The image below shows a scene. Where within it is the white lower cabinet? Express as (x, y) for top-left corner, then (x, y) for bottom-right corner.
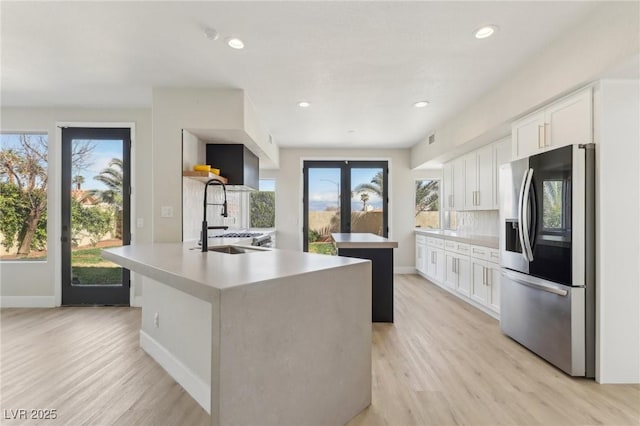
(426, 246), (444, 283)
(416, 243), (426, 275)
(415, 234), (501, 318)
(444, 252), (470, 297)
(470, 257), (500, 313)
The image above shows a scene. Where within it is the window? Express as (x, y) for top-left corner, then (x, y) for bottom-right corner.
(415, 179), (440, 229)
(249, 179), (275, 228)
(0, 133), (49, 261)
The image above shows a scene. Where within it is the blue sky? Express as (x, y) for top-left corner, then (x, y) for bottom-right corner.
(1, 134), (122, 192)
(72, 139), (122, 191)
(308, 167), (383, 212)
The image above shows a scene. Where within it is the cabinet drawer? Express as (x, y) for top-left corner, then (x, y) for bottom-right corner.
(489, 249), (500, 263)
(470, 245), (490, 261)
(445, 240), (470, 256)
(427, 237), (444, 248)
(416, 234), (427, 245)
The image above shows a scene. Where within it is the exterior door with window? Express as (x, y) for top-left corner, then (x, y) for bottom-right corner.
(61, 127), (131, 305)
(303, 161), (388, 253)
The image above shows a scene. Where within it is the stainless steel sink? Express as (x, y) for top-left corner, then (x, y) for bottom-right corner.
(207, 245), (264, 255)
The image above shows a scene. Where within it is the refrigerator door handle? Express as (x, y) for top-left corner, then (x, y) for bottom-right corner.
(501, 270), (568, 296)
(517, 169), (530, 262)
(521, 168), (535, 262)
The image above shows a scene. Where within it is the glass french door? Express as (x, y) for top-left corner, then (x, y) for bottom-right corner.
(303, 161), (388, 253)
(61, 127), (131, 305)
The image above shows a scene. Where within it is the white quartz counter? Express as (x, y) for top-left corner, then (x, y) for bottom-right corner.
(103, 242), (368, 301)
(331, 233), (399, 249)
(414, 228), (499, 249)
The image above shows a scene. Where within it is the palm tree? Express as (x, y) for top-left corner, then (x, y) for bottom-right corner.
(92, 157), (124, 239)
(92, 158), (123, 207)
(360, 192), (370, 211)
(72, 174), (85, 190)
(415, 180), (439, 216)
(354, 171), (383, 197)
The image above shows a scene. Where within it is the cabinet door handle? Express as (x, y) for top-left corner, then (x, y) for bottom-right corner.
(482, 267), (487, 286)
(544, 123), (550, 147)
(538, 125), (544, 149)
(476, 191), (480, 206)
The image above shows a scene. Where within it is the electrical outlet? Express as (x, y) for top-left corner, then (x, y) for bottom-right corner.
(160, 206), (173, 218)
(154, 312), (160, 328)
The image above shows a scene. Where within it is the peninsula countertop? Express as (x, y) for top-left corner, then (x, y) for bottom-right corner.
(102, 242), (369, 301)
(414, 228), (499, 249)
(331, 233), (399, 249)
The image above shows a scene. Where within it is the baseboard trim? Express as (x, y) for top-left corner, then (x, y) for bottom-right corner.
(394, 266), (417, 274)
(415, 272), (500, 320)
(0, 296), (55, 308)
(132, 296), (143, 307)
(139, 330), (210, 413)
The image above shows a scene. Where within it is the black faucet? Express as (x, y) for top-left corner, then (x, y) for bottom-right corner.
(202, 179), (228, 252)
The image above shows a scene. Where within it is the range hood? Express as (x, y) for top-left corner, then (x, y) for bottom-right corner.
(206, 144), (259, 191)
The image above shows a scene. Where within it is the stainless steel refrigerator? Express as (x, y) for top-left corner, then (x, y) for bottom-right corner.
(499, 143), (595, 377)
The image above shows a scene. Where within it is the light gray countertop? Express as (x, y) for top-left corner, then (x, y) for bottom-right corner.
(102, 242), (369, 301)
(414, 228), (499, 249)
(331, 233), (399, 249)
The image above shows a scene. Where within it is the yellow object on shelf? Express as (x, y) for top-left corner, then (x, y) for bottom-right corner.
(193, 164), (211, 172)
(210, 168), (220, 176)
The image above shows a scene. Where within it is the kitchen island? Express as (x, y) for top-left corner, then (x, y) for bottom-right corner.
(103, 243), (371, 426)
(332, 233), (398, 323)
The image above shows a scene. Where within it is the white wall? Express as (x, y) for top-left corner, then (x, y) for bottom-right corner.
(271, 147), (441, 271)
(411, 1), (640, 167)
(595, 79), (640, 383)
(152, 88), (277, 242)
(0, 108), (152, 305)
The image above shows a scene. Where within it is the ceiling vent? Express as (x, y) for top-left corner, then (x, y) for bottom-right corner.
(428, 134), (436, 145)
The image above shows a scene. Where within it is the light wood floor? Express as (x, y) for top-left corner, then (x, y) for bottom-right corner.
(2, 275), (639, 425)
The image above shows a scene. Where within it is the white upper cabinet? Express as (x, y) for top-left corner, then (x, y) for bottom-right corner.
(511, 87), (593, 160)
(492, 138), (511, 210)
(463, 144), (495, 211)
(452, 157), (465, 211)
(443, 158), (465, 211)
(443, 162), (453, 212)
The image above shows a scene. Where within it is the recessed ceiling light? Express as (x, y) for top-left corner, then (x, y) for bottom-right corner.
(414, 101), (429, 108)
(297, 101), (311, 108)
(474, 25), (498, 39)
(227, 38), (245, 49)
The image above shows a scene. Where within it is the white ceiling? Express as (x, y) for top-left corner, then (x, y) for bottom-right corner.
(1, 1), (599, 149)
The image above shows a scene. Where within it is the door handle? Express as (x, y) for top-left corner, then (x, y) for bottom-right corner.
(544, 123), (550, 147)
(517, 169), (531, 263)
(521, 169), (535, 262)
(538, 125), (544, 149)
(502, 269), (568, 296)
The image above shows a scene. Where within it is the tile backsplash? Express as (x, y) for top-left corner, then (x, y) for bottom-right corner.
(449, 210), (499, 236)
(183, 178), (246, 241)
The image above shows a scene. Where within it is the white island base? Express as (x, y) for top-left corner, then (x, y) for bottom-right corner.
(104, 243), (372, 426)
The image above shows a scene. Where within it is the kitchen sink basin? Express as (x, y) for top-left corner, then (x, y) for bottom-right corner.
(207, 245), (264, 255)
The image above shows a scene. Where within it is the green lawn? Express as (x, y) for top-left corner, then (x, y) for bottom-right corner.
(72, 266), (121, 285)
(72, 246), (121, 285)
(308, 242), (337, 256)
